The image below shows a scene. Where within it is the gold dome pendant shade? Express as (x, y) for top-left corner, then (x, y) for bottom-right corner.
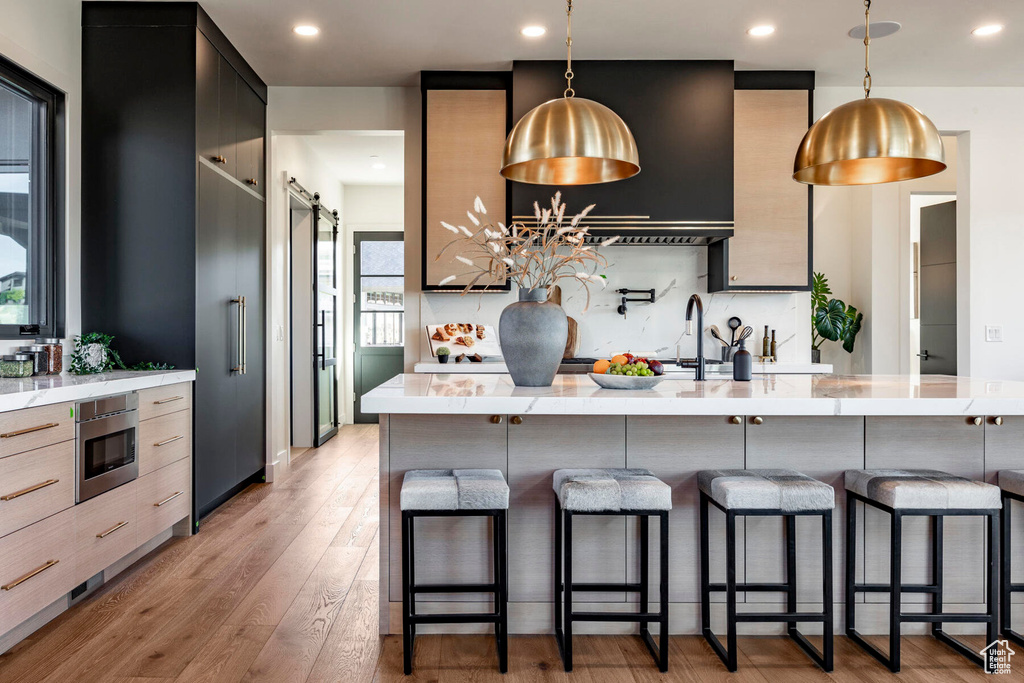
(793, 0), (945, 186)
(500, 0), (639, 185)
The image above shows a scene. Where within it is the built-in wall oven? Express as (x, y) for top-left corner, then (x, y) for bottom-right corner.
(76, 392), (139, 503)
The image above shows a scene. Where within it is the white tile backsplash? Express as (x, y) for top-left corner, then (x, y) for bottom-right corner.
(421, 246), (810, 362)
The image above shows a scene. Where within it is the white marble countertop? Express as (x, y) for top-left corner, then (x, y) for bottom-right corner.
(362, 373), (1024, 416)
(413, 361), (833, 376)
(0, 370), (196, 412)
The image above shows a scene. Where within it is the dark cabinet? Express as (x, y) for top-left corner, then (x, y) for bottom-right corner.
(82, 2), (268, 525)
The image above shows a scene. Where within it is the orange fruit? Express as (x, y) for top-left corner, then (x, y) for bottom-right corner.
(611, 354), (629, 366)
(593, 359), (612, 374)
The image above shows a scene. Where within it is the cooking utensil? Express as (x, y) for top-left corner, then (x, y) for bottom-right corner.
(735, 326), (753, 345)
(728, 316), (742, 346)
(709, 325), (730, 347)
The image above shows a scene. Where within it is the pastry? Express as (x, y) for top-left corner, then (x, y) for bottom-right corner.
(455, 353), (466, 362)
(476, 325), (485, 340)
(458, 335), (475, 347)
(431, 326), (450, 341)
(469, 353), (483, 362)
(458, 323), (472, 333)
(444, 323), (458, 336)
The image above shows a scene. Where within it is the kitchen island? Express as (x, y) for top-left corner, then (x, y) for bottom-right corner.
(363, 373), (1024, 637)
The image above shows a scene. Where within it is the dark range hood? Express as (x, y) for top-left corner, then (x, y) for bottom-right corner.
(511, 60), (736, 246)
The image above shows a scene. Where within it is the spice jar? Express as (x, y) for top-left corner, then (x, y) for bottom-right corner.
(36, 338), (63, 374)
(19, 345), (48, 375)
(1, 354), (35, 378)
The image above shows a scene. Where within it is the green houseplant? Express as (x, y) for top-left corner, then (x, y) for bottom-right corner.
(811, 272), (864, 363)
(436, 346), (451, 364)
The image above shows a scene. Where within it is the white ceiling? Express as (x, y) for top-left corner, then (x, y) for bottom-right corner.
(182, 0), (1024, 87)
(295, 131), (404, 185)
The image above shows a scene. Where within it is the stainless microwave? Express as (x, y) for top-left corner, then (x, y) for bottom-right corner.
(76, 392), (139, 503)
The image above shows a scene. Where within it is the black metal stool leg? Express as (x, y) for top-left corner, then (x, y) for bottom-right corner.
(845, 495), (856, 636)
(563, 510), (574, 672)
(725, 509), (738, 672)
(785, 514), (797, 635)
(932, 515), (943, 636)
(987, 511), (1000, 673)
(497, 510), (508, 673)
(889, 511), (903, 673)
(639, 514), (649, 635)
(402, 511), (413, 675)
(822, 510), (834, 672)
(700, 493), (711, 637)
(659, 511), (670, 672)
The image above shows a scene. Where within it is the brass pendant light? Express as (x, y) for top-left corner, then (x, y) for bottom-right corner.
(500, 0), (639, 185)
(793, 0), (945, 185)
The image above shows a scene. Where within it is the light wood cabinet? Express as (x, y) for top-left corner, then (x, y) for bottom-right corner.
(139, 409), (192, 476)
(0, 402), (73, 459)
(387, 414), (508, 602)
(626, 416), (746, 603)
(74, 480), (138, 586)
(0, 506), (74, 635)
(864, 416), (987, 605)
(508, 415), (626, 603)
(136, 457), (191, 544)
(139, 383), (192, 422)
(708, 74), (813, 292)
(0, 441), (75, 539)
(744, 416), (864, 605)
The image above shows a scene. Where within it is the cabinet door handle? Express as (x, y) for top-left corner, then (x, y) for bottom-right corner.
(1, 559), (59, 591)
(242, 296), (248, 375)
(232, 296), (245, 374)
(511, 416), (523, 425)
(0, 422), (59, 439)
(992, 416), (1004, 426)
(1, 479), (59, 501)
(97, 520), (129, 539)
(212, 155), (227, 164)
(729, 416), (742, 425)
(155, 491), (184, 507)
(246, 178), (258, 186)
(751, 416), (764, 425)
(153, 396), (183, 405)
(970, 416), (983, 426)
(490, 415), (503, 424)
(154, 435), (184, 447)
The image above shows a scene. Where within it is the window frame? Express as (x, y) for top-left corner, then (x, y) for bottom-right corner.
(0, 55), (64, 340)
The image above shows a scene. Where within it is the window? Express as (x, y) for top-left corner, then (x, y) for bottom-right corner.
(359, 239), (404, 347)
(0, 56), (63, 339)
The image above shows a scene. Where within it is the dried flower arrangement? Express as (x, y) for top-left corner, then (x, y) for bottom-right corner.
(435, 193), (617, 310)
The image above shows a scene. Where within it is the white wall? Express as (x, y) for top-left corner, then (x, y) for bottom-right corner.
(267, 88), (419, 468)
(814, 87), (1024, 380)
(0, 0), (81, 355)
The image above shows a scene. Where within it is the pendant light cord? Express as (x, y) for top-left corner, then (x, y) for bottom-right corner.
(564, 0), (574, 97)
(863, 0), (872, 98)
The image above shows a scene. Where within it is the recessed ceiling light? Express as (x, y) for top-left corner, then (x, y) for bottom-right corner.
(521, 26), (546, 38)
(747, 25), (775, 37)
(972, 24), (1003, 37)
(293, 25), (319, 37)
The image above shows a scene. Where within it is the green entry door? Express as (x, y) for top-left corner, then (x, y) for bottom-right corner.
(353, 232), (404, 423)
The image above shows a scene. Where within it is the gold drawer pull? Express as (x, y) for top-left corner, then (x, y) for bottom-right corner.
(0, 423), (59, 439)
(153, 396), (184, 405)
(2, 559), (59, 591)
(97, 521), (129, 539)
(1, 479), (59, 501)
(155, 491), (184, 507)
(154, 435), (184, 447)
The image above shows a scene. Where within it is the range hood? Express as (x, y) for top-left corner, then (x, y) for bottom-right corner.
(512, 215), (734, 246)
(511, 60), (736, 247)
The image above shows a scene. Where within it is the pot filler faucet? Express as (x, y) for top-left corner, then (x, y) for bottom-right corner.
(684, 293), (705, 381)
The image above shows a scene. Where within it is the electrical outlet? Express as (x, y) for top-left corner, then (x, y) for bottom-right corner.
(986, 325), (1003, 342)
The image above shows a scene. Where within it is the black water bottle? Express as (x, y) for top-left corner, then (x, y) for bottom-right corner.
(733, 338), (752, 381)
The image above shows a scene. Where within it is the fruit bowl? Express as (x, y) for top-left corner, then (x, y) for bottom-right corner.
(588, 372), (665, 390)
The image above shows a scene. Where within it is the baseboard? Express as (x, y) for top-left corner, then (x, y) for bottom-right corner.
(266, 451), (287, 482)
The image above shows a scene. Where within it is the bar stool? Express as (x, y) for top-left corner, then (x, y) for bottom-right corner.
(552, 468), (672, 672)
(400, 469), (509, 675)
(999, 470), (1024, 646)
(698, 469), (835, 672)
(845, 469), (1000, 673)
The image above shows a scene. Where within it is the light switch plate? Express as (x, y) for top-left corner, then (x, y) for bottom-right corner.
(275, 324), (284, 342)
(986, 325), (1003, 342)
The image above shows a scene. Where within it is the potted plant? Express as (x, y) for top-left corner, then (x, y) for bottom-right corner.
(436, 193), (615, 387)
(436, 346), (451, 364)
(811, 272), (864, 363)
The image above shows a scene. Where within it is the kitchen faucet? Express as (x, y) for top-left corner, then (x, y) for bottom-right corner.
(684, 294), (705, 381)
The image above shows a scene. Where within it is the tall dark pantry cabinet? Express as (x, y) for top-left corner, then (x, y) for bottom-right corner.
(81, 3), (267, 528)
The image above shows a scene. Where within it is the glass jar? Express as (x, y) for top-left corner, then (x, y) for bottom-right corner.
(1, 354), (35, 378)
(36, 338), (63, 374)
(19, 345), (48, 375)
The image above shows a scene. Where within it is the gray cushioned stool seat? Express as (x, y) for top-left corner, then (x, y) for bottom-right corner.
(999, 470), (1024, 498)
(698, 469), (835, 512)
(401, 469), (509, 511)
(845, 469), (1001, 510)
(552, 468), (672, 512)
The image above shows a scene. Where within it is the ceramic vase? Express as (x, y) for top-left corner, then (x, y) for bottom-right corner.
(499, 288), (568, 387)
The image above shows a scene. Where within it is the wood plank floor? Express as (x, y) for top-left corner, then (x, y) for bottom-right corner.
(0, 424), (1012, 682)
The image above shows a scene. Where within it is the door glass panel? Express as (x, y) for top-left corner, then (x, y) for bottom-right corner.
(318, 364), (334, 437)
(360, 275), (404, 347)
(316, 216), (335, 290)
(360, 240), (403, 276)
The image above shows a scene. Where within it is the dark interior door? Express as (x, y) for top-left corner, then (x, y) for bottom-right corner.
(195, 164), (238, 519)
(313, 205), (339, 445)
(919, 200), (957, 375)
(354, 232), (404, 423)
